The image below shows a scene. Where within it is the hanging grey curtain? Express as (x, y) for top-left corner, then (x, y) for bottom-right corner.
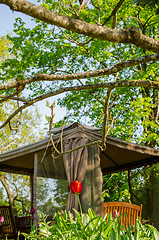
(63, 137), (88, 214)
(81, 144), (103, 216)
(63, 138), (103, 216)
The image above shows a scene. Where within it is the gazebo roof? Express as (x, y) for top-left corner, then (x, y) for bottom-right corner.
(0, 122), (159, 175)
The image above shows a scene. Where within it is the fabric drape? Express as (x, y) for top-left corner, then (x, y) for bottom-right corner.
(63, 138), (88, 213)
(81, 144), (103, 216)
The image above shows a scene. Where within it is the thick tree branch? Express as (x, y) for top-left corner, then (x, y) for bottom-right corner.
(1, 54), (159, 91)
(0, 79), (159, 129)
(0, 0), (159, 53)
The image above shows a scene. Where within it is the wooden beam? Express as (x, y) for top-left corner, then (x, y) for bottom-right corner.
(0, 163), (33, 175)
(101, 151), (119, 167)
(102, 156), (159, 175)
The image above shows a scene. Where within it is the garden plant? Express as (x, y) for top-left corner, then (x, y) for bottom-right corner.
(22, 209), (159, 240)
(22, 181), (159, 240)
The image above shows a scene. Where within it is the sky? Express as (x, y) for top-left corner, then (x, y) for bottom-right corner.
(0, 3), (66, 129)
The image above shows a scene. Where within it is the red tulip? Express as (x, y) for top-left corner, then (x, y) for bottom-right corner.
(70, 180), (82, 195)
(30, 208), (36, 214)
(113, 210), (120, 218)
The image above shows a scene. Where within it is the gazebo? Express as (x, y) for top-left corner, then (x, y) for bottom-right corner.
(0, 122), (159, 225)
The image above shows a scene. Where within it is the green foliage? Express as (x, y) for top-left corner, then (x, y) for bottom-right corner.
(135, 0), (159, 13)
(0, 36), (46, 216)
(0, 1), (159, 141)
(129, 165), (159, 229)
(0, 36), (44, 153)
(1, 0), (159, 231)
(0, 36), (11, 63)
(0, 103), (44, 153)
(102, 172), (130, 202)
(1, 1), (159, 148)
(22, 210), (159, 239)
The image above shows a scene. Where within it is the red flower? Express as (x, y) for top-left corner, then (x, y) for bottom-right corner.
(30, 208), (36, 214)
(70, 180), (82, 195)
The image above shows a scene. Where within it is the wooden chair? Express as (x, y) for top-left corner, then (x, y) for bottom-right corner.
(0, 206), (17, 239)
(102, 202), (142, 229)
(0, 206), (33, 239)
(15, 216), (32, 234)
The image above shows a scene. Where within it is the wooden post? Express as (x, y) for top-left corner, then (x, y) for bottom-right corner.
(128, 169), (134, 204)
(32, 152), (38, 228)
(30, 173), (33, 210)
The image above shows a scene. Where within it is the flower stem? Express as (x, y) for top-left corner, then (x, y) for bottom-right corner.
(77, 195), (82, 215)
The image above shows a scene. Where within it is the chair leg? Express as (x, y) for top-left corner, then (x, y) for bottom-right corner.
(0, 227), (5, 239)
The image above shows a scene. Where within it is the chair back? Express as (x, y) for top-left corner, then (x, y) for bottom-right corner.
(102, 202), (142, 227)
(15, 216), (32, 233)
(0, 205), (16, 239)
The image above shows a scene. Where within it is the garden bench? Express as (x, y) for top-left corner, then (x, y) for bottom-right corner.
(102, 202), (142, 229)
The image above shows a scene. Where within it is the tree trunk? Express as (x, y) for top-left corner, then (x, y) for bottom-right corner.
(150, 167), (159, 229)
(0, 173), (14, 210)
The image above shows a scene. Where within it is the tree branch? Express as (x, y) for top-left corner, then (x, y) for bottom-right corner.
(90, 0), (101, 25)
(0, 174), (14, 208)
(0, 85), (26, 103)
(68, 0), (79, 18)
(9, 110), (22, 130)
(128, 169), (134, 204)
(101, 74), (119, 146)
(102, 88), (113, 150)
(0, 79), (159, 129)
(0, 95), (28, 103)
(59, 26), (92, 46)
(102, 0), (125, 26)
(0, 141), (16, 153)
(1, 0), (159, 53)
(155, 91), (159, 126)
(49, 102), (61, 155)
(52, 140), (101, 158)
(1, 54), (159, 91)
